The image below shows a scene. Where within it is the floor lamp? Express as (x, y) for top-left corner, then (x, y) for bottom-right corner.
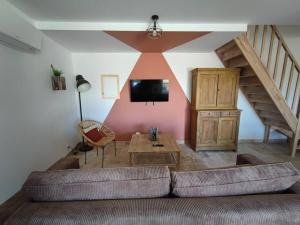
(76, 75), (93, 162)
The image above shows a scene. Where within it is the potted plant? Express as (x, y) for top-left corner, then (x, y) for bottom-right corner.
(51, 64), (66, 90)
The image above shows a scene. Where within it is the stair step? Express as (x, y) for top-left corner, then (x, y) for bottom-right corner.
(241, 66), (256, 77)
(264, 118), (288, 127)
(246, 92), (269, 98)
(227, 56), (249, 68)
(264, 119), (291, 136)
(267, 124), (293, 138)
(240, 76), (261, 86)
(259, 111), (284, 120)
(222, 47), (243, 61)
(240, 83), (262, 87)
(249, 95), (273, 104)
(244, 86), (266, 94)
(216, 40), (236, 54)
(241, 74), (257, 78)
(254, 103), (279, 113)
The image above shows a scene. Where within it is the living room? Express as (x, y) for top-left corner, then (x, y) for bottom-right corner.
(1, 0), (300, 224)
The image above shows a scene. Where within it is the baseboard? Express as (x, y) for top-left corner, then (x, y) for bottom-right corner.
(238, 139), (287, 144)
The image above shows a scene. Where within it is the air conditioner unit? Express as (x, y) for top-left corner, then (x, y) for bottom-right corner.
(0, 31), (41, 52)
(0, 1), (42, 52)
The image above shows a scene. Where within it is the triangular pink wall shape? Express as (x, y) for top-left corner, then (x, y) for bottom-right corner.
(105, 31), (210, 52)
(104, 53), (190, 141)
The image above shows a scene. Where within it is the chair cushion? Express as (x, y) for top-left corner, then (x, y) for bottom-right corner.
(85, 128), (105, 142)
(22, 166), (171, 201)
(171, 162), (300, 197)
(82, 124), (97, 133)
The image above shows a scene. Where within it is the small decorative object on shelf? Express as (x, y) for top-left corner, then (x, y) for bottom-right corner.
(149, 127), (158, 141)
(51, 64), (66, 90)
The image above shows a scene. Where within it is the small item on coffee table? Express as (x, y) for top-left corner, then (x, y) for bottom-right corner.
(153, 143), (164, 147)
(149, 127), (158, 141)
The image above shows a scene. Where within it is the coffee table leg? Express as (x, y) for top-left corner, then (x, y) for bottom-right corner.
(176, 152), (180, 170)
(129, 153), (133, 166)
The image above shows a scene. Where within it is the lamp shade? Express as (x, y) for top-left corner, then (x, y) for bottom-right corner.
(76, 75), (91, 92)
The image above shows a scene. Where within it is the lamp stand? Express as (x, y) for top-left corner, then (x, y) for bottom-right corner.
(77, 91), (93, 160)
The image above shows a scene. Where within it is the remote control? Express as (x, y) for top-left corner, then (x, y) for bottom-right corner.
(153, 144), (164, 147)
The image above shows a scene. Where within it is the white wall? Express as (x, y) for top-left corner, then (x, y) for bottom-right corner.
(163, 52), (223, 101)
(278, 26), (300, 64)
(72, 52), (282, 141)
(72, 53), (141, 122)
(0, 34), (79, 203)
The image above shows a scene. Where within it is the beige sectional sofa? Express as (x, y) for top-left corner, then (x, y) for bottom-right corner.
(1, 154), (300, 225)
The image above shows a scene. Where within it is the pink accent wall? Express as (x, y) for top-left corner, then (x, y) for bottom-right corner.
(105, 31), (209, 52)
(104, 53), (190, 141)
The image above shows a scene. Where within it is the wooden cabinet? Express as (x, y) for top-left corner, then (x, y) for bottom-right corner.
(191, 68), (240, 110)
(199, 117), (219, 145)
(190, 68), (241, 151)
(218, 117), (237, 145)
(196, 74), (218, 108)
(190, 110), (241, 151)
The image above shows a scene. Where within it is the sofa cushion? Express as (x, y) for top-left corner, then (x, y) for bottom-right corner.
(171, 162), (300, 197)
(4, 195), (300, 225)
(22, 166), (170, 201)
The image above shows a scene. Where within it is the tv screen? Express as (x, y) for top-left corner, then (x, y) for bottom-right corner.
(130, 79), (169, 102)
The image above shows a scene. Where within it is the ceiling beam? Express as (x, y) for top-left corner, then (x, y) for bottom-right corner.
(35, 21), (247, 32)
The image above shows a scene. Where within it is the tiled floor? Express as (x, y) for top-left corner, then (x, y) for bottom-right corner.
(73, 141), (300, 171)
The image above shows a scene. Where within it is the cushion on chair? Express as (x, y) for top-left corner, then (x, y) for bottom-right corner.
(85, 128), (106, 142)
(171, 162), (300, 197)
(22, 166), (171, 201)
(82, 124), (97, 133)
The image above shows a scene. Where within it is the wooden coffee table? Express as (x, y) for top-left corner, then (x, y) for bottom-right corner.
(128, 133), (181, 169)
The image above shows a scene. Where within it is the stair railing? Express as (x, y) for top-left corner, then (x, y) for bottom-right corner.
(247, 25), (300, 117)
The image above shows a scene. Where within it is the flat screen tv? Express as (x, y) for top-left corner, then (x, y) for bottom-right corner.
(130, 79), (169, 102)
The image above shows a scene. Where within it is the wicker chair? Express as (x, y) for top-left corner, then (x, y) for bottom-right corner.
(78, 120), (116, 167)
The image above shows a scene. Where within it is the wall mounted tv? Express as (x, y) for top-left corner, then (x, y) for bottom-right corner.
(130, 79), (169, 102)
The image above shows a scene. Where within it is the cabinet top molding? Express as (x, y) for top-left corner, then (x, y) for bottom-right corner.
(192, 68), (241, 72)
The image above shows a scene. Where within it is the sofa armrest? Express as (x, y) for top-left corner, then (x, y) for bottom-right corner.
(47, 156), (80, 171)
(236, 154), (266, 165)
(0, 156), (79, 224)
(288, 181), (300, 194)
(0, 191), (29, 225)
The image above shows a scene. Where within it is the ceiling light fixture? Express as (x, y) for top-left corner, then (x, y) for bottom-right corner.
(147, 15), (162, 39)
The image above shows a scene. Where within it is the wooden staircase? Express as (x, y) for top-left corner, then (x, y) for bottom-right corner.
(216, 25), (300, 157)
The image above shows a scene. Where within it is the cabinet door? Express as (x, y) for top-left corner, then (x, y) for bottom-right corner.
(217, 73), (237, 108)
(190, 110), (198, 149)
(199, 117), (218, 145)
(217, 117), (237, 145)
(198, 74), (218, 108)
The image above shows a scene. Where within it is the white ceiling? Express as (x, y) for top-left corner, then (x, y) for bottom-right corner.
(43, 30), (241, 53)
(7, 0), (300, 24)
(168, 32), (240, 53)
(43, 31), (138, 52)
(6, 0), (300, 53)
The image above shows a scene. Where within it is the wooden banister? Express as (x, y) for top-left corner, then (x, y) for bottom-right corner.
(247, 25), (300, 118)
(272, 26), (300, 72)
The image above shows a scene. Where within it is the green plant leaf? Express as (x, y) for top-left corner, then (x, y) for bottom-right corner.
(51, 64), (63, 77)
